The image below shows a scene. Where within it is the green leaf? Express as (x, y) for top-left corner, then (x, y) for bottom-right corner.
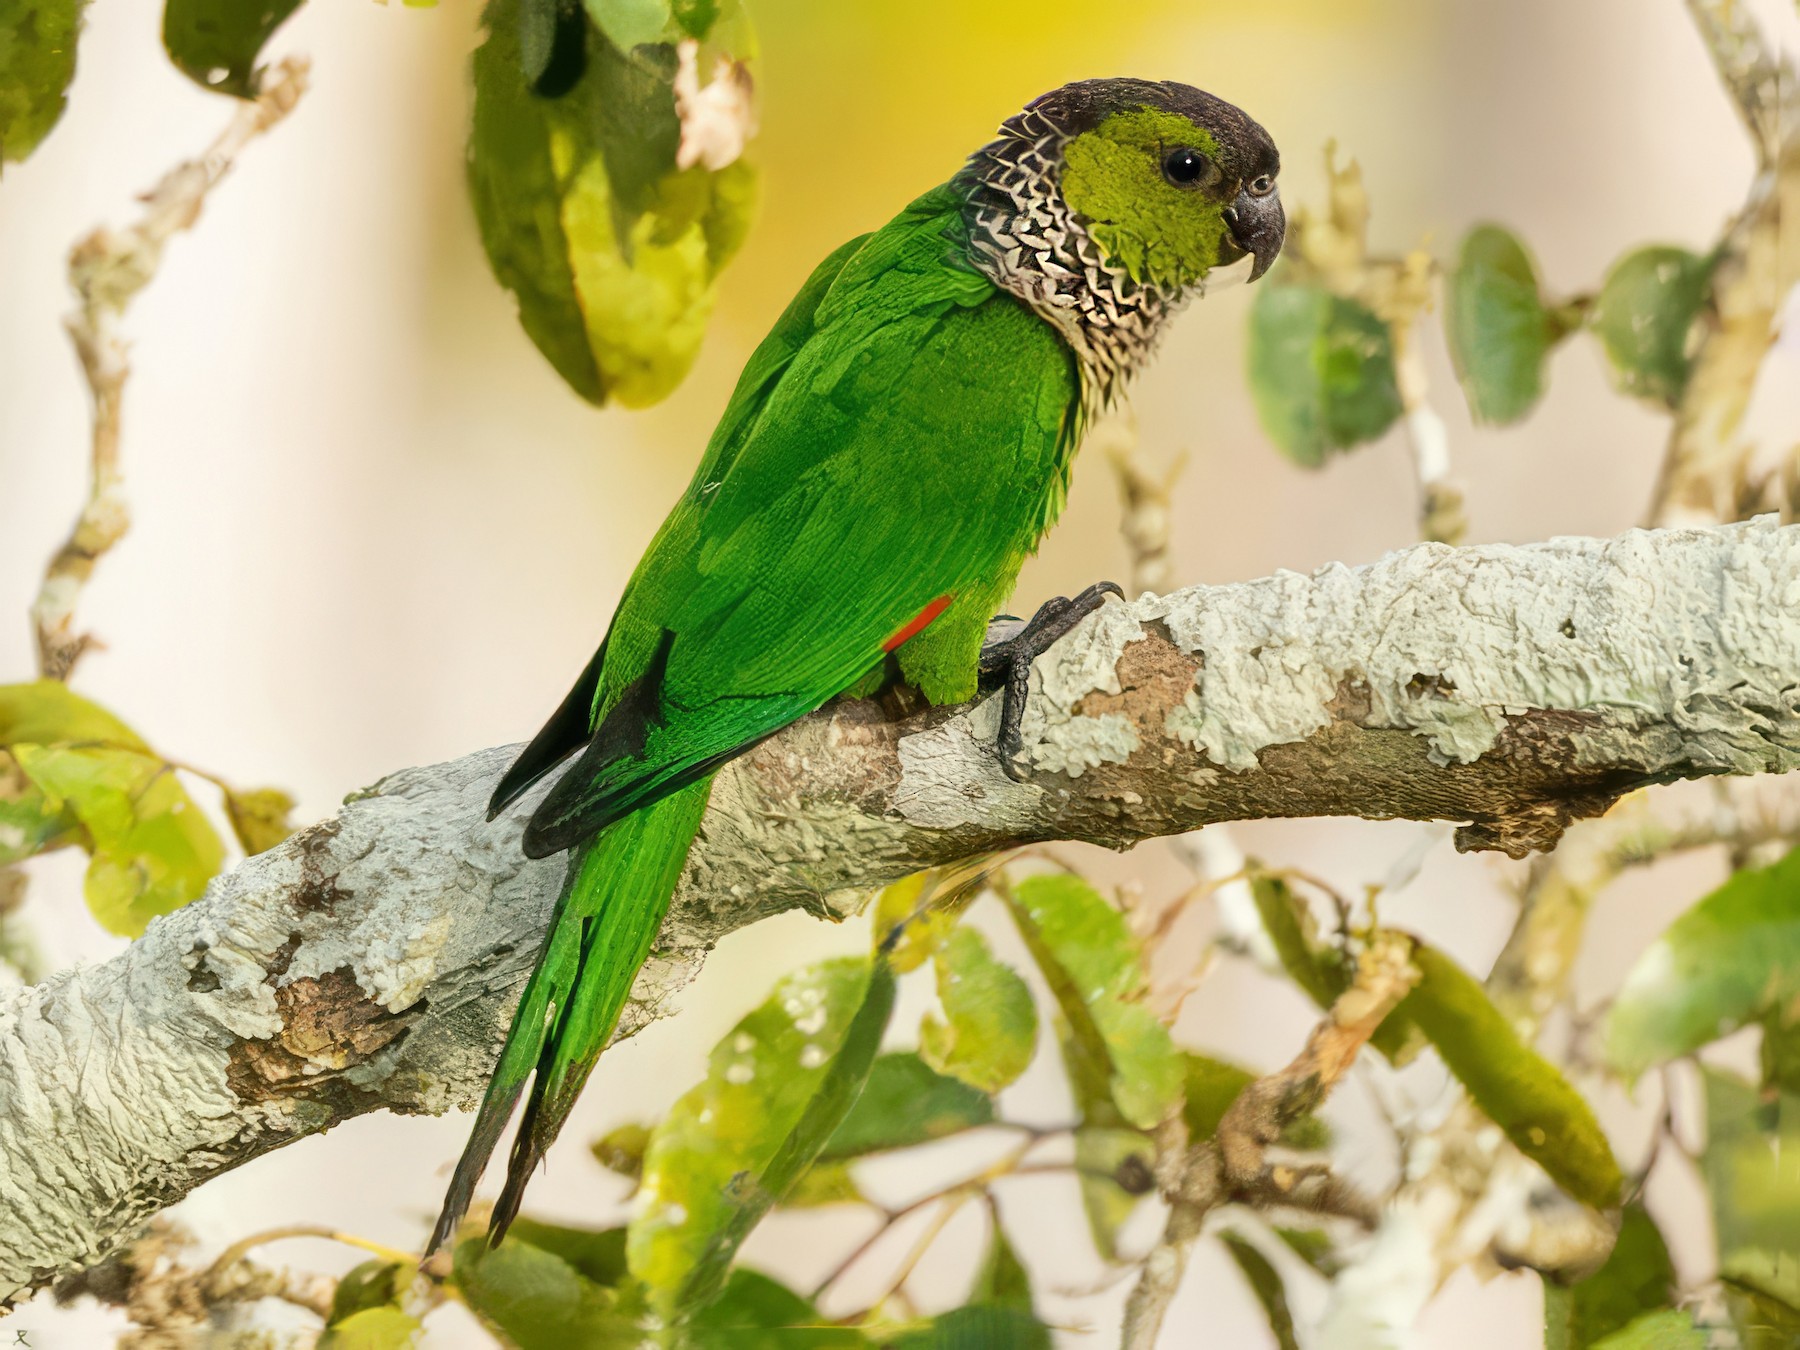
(583, 0), (672, 52)
(13, 743), (225, 936)
(969, 1223), (1034, 1312)
(326, 1260), (407, 1326)
(1607, 845), (1800, 1079)
(1445, 224), (1568, 424)
(1071, 1125), (1155, 1263)
(0, 682), (226, 933)
(590, 1121), (651, 1179)
(315, 1306), (422, 1350)
(0, 752), (74, 866)
(0, 0), (87, 164)
(1219, 1233), (1300, 1350)
(781, 1159), (864, 1208)
(629, 956), (892, 1318)
(1723, 1277), (1800, 1350)
(1543, 1205), (1676, 1350)
(1703, 1069), (1800, 1311)
(686, 1268), (871, 1347)
(452, 1235), (641, 1348)
(822, 1051), (994, 1158)
(919, 925), (1037, 1093)
(1589, 246), (1712, 408)
(0, 680), (147, 747)
(1396, 943), (1621, 1208)
(223, 785), (296, 856)
(1247, 281), (1403, 468)
(161, 0), (303, 98)
(1587, 1309), (1705, 1350)
(885, 1305), (1051, 1350)
(1762, 1016), (1800, 1096)
(468, 0), (756, 408)
(1007, 873), (1183, 1130)
(505, 1220), (630, 1288)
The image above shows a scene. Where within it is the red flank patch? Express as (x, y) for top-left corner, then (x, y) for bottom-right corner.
(882, 594), (955, 652)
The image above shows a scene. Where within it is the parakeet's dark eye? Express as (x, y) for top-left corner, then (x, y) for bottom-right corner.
(1247, 173), (1277, 198)
(1161, 148), (1214, 188)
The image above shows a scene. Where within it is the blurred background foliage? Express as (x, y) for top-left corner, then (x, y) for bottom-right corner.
(2, 0), (1799, 1346)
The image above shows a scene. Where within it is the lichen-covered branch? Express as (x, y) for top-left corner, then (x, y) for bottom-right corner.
(3, 520), (1799, 1300)
(30, 58), (310, 682)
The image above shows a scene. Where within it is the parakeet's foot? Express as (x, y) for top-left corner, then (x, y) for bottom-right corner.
(979, 581), (1125, 781)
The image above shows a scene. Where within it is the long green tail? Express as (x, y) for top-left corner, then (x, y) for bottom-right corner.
(428, 779), (712, 1254)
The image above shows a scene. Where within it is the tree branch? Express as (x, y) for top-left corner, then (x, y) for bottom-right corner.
(31, 57), (311, 681)
(4, 520), (1799, 1300)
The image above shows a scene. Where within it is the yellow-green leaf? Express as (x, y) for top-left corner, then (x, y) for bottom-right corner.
(1608, 846), (1800, 1079)
(1247, 281), (1403, 467)
(919, 925), (1037, 1093)
(1008, 873), (1183, 1130)
(451, 1235), (640, 1348)
(326, 1260), (407, 1326)
(468, 0), (757, 408)
(224, 785), (296, 856)
(590, 1121), (651, 1179)
(0, 0), (87, 164)
(1587, 1309), (1705, 1350)
(1703, 1069), (1800, 1312)
(315, 1305), (421, 1350)
(12, 743), (224, 937)
(1396, 943), (1621, 1207)
(161, 0), (303, 98)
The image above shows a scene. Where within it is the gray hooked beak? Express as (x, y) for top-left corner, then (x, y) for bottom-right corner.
(1224, 186), (1285, 282)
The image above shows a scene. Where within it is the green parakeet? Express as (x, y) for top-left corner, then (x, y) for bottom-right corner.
(430, 77), (1283, 1252)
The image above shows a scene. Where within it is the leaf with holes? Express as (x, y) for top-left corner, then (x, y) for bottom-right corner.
(1, 0), (88, 164)
(629, 956), (890, 1318)
(1608, 845), (1800, 1080)
(1247, 281), (1403, 467)
(162, 0), (303, 98)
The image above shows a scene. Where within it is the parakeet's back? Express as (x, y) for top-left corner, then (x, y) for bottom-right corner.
(515, 184), (1086, 850)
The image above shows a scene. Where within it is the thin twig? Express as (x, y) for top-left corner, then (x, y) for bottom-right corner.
(1120, 932), (1418, 1350)
(31, 57), (311, 681)
(1648, 3), (1798, 526)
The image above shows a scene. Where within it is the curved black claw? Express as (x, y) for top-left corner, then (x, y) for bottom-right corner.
(978, 581), (1125, 782)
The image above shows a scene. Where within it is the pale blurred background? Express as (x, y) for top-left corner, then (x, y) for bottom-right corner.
(3, 0), (1798, 1345)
